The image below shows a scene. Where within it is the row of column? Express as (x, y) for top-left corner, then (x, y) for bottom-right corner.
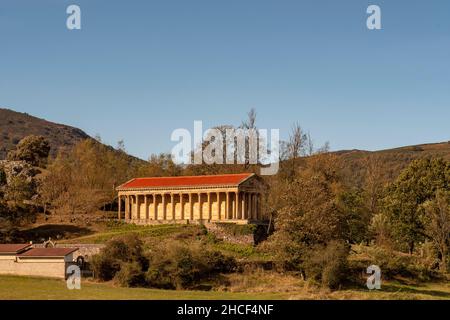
(118, 191), (262, 221)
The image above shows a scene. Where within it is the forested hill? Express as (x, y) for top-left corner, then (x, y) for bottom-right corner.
(0, 108), (90, 159)
(337, 141), (450, 187)
(1, 107), (449, 187)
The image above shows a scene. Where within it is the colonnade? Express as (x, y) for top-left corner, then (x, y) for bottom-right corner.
(118, 190), (262, 222)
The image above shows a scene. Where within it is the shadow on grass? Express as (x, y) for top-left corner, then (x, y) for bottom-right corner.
(12, 224), (93, 243)
(380, 283), (450, 299)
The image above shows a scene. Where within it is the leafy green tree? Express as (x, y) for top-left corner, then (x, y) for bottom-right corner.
(383, 158), (450, 253)
(422, 190), (450, 273)
(7, 135), (50, 166)
(265, 153), (349, 285)
(338, 189), (371, 244)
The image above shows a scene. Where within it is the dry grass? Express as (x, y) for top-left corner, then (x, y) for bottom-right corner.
(218, 269), (304, 293)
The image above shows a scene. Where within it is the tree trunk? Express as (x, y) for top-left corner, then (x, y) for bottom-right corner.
(408, 242), (415, 255)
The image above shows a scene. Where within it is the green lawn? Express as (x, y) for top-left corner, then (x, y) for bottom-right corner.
(0, 275), (289, 300)
(61, 223), (198, 244)
(0, 275), (449, 300)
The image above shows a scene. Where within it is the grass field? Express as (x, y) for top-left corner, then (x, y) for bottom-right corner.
(61, 223), (195, 244)
(0, 275), (449, 300)
(8, 222), (450, 300)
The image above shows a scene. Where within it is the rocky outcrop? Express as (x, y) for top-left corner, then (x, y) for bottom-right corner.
(0, 160), (39, 184)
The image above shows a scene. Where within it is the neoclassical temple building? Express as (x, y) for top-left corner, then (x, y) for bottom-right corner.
(116, 173), (268, 224)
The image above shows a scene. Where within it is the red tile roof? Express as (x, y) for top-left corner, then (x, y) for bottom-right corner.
(0, 244), (31, 254)
(17, 248), (78, 257)
(118, 173), (254, 190)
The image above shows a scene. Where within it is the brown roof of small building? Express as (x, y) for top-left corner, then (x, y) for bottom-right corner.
(117, 173), (254, 190)
(17, 247), (78, 257)
(0, 244), (32, 254)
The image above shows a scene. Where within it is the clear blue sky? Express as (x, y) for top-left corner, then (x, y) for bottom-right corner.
(1, 0), (449, 160)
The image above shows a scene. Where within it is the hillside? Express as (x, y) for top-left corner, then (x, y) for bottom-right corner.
(0, 108), (90, 159)
(1, 107), (449, 187)
(337, 141), (450, 187)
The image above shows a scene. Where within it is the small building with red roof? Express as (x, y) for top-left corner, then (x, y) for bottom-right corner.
(116, 173), (268, 224)
(0, 244), (78, 279)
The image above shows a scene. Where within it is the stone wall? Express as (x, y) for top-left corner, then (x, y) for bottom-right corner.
(33, 243), (105, 261)
(205, 222), (254, 245)
(204, 222), (272, 245)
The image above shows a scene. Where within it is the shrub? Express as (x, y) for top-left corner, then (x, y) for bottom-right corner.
(91, 254), (121, 281)
(203, 250), (237, 273)
(102, 234), (146, 265)
(91, 234), (148, 281)
(114, 261), (146, 287)
(304, 240), (349, 289)
(351, 244), (437, 281)
(146, 243), (236, 289)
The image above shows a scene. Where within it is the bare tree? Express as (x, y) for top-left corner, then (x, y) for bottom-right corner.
(364, 155), (384, 216)
(306, 132), (314, 156)
(285, 123), (307, 176)
(239, 108), (259, 169)
(287, 122), (307, 160)
(241, 108), (257, 130)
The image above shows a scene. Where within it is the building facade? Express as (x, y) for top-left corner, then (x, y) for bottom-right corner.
(116, 173), (268, 224)
(0, 244), (78, 279)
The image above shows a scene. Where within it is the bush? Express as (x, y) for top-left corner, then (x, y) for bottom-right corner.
(91, 254), (121, 281)
(203, 250), (237, 273)
(91, 234), (235, 289)
(304, 240), (349, 289)
(114, 261), (146, 287)
(351, 244), (438, 281)
(91, 234), (148, 281)
(102, 234), (146, 265)
(146, 243), (236, 289)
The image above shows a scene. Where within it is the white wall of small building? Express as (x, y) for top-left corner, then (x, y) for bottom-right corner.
(0, 254), (72, 279)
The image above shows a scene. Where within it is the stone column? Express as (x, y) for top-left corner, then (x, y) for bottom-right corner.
(207, 192), (212, 220)
(189, 193), (193, 220)
(247, 193), (252, 220)
(153, 194), (158, 220)
(233, 192), (238, 219)
(226, 192), (230, 219)
(135, 195), (140, 220)
(216, 192), (221, 220)
(170, 193), (175, 220)
(145, 195), (149, 220)
(180, 193), (184, 220)
(253, 193), (257, 220)
(162, 194), (166, 220)
(118, 195), (122, 220)
(241, 192), (245, 219)
(257, 193), (261, 220)
(125, 196), (130, 220)
(198, 193), (203, 220)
